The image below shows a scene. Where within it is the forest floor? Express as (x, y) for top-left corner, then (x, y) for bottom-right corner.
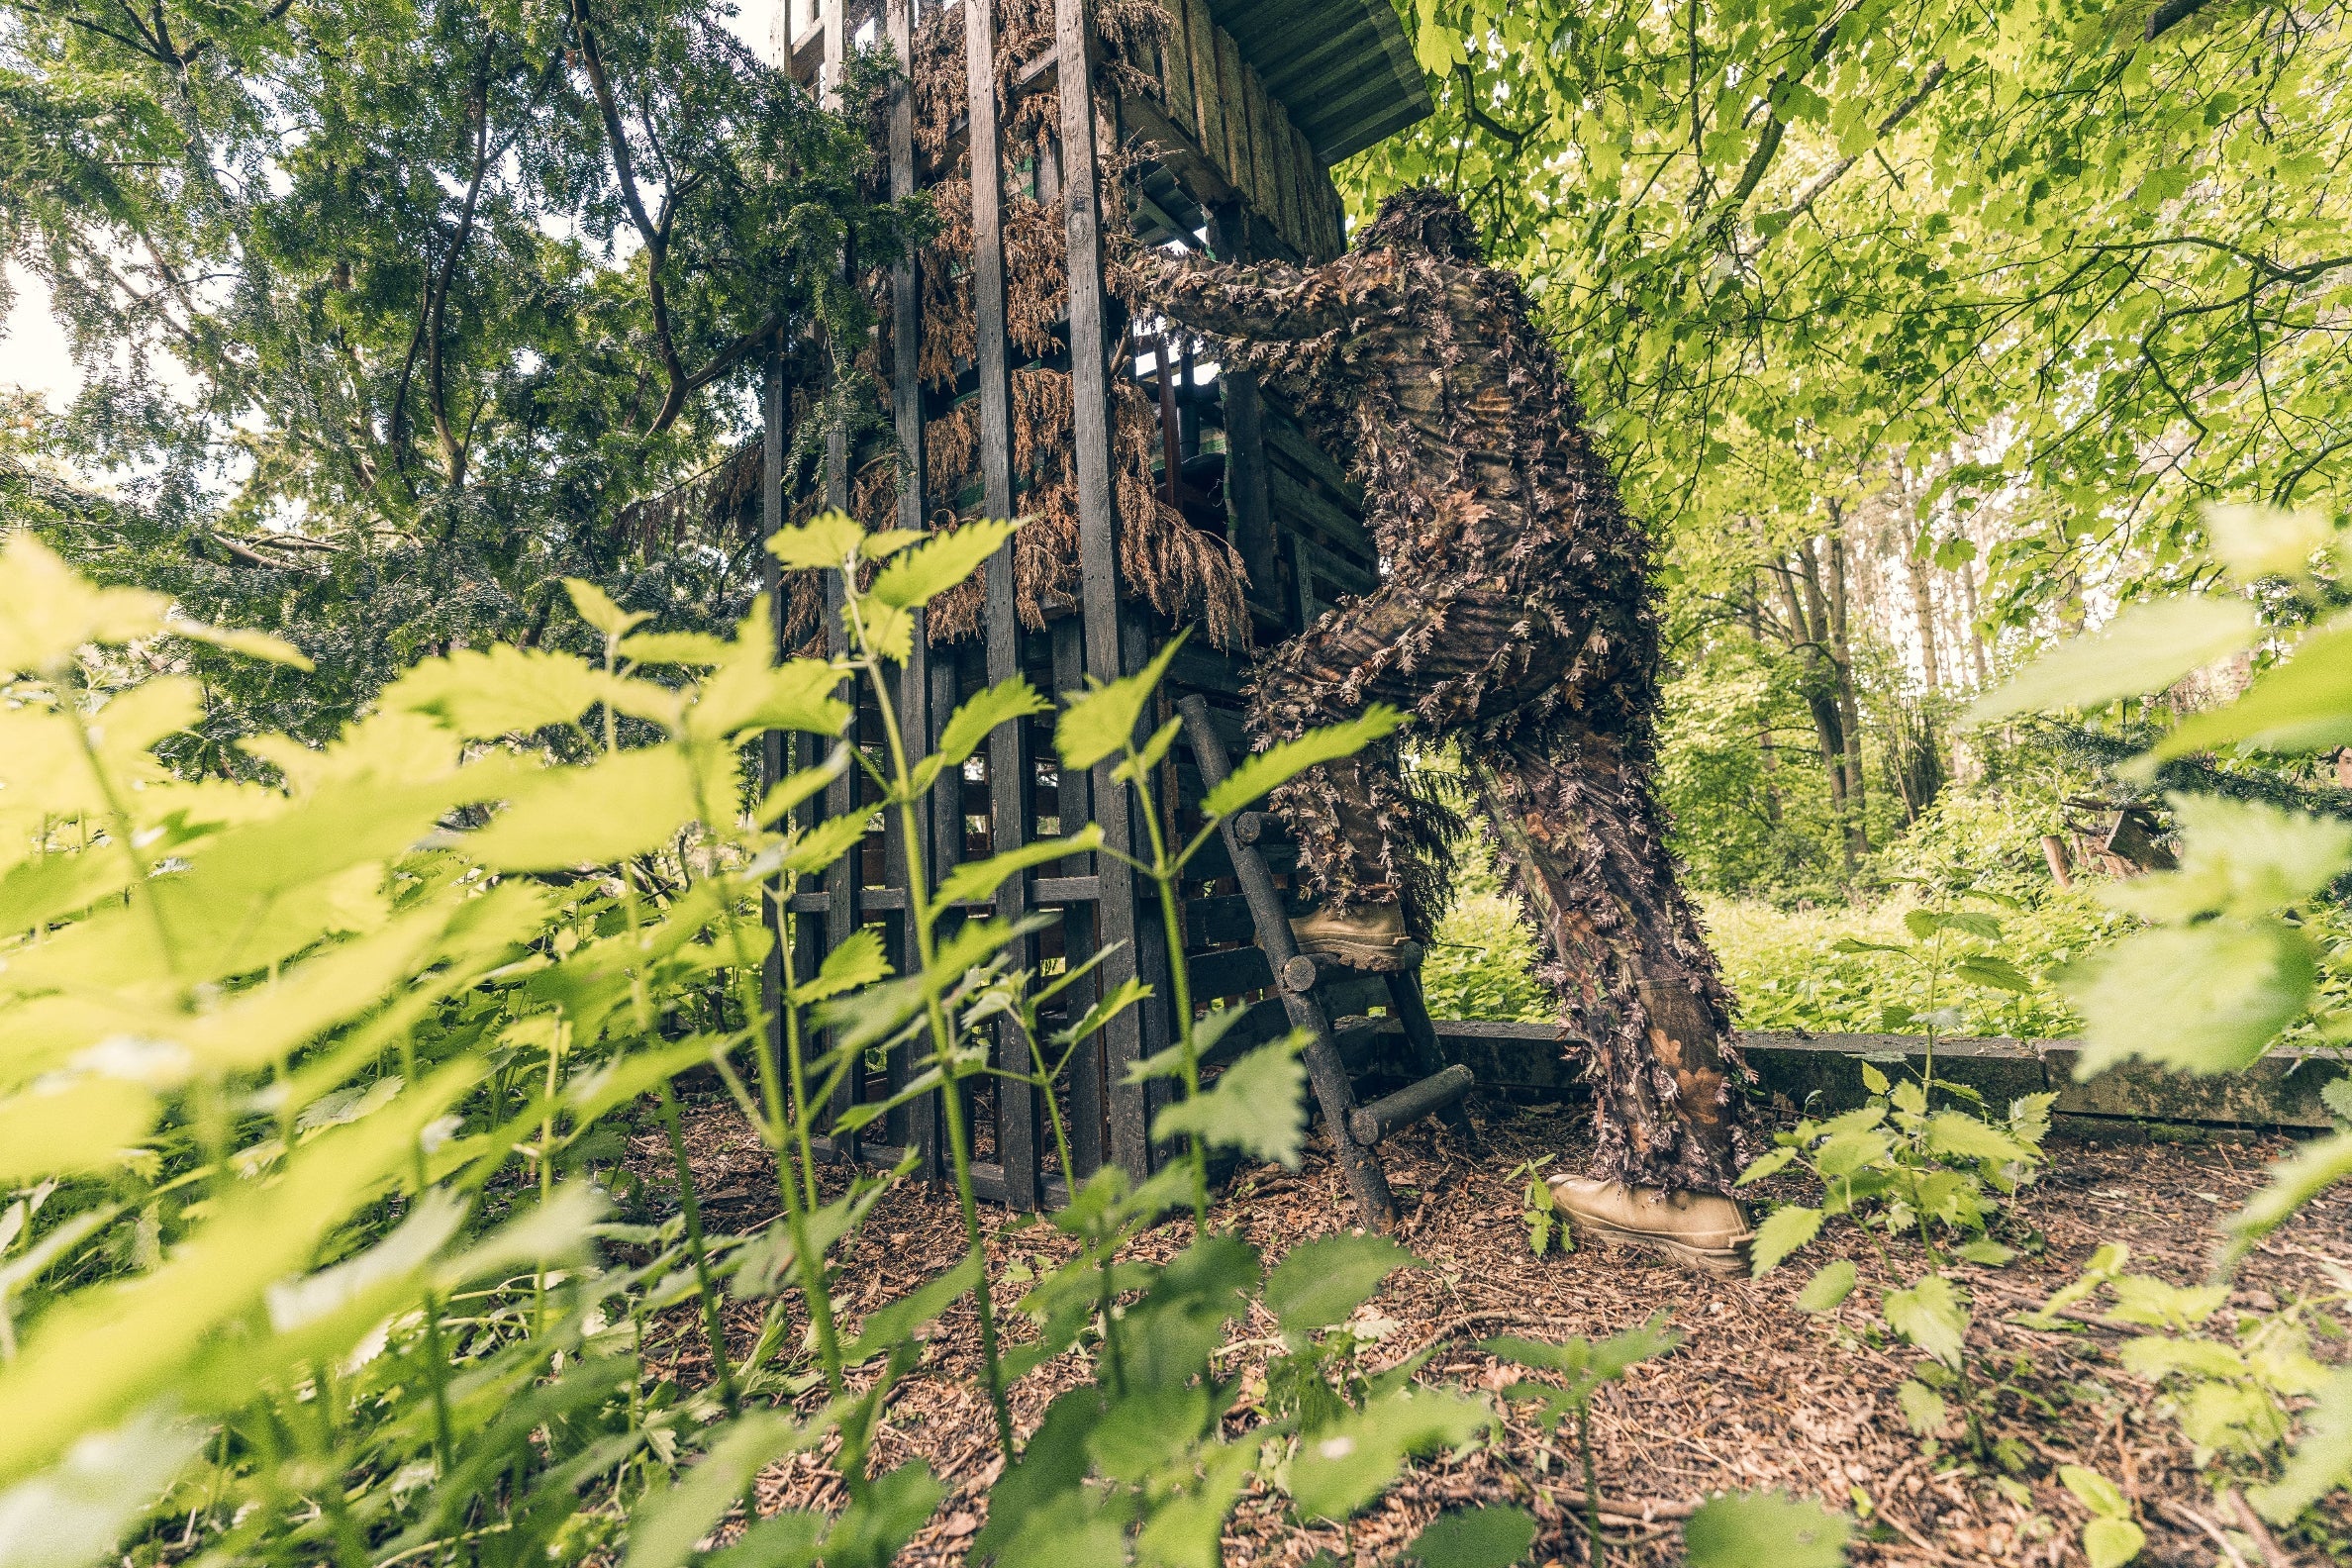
(630, 1094), (2352, 1566)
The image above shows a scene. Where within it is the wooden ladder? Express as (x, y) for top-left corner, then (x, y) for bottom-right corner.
(1176, 696), (1477, 1232)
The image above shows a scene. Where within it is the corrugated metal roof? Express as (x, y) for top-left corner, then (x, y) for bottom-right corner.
(1204, 0), (1432, 164)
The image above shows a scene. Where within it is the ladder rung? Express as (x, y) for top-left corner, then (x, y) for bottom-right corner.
(1347, 1063), (1475, 1147)
(1279, 945), (1426, 994)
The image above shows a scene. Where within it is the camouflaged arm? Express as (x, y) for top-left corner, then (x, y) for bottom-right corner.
(1121, 247), (1350, 345)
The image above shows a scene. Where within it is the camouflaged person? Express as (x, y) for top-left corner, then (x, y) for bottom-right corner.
(1126, 187), (1757, 1278)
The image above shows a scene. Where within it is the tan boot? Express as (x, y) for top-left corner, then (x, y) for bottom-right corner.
(1548, 1177), (1754, 1280)
(1289, 900), (1413, 972)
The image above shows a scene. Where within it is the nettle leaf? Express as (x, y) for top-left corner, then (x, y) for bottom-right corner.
(795, 928), (891, 1005)
(382, 645), (615, 736)
(1952, 954), (2034, 994)
(1883, 1274), (1969, 1368)
(2081, 1516), (2146, 1568)
(1405, 1504), (1538, 1568)
(1967, 596), (2259, 724)
(782, 810), (877, 877)
(2057, 1464), (2128, 1519)
(2251, 1366), (2352, 1524)
(2158, 618), (2352, 759)
(914, 676), (1050, 795)
(932, 828), (1102, 912)
(469, 746), (708, 872)
(1151, 1034), (1309, 1169)
(563, 578), (651, 639)
(1748, 1205), (1822, 1276)
(1264, 1234), (1421, 1341)
(1795, 1260), (1858, 1313)
(621, 631), (733, 666)
(2107, 795), (2352, 923)
(1287, 1387), (1493, 1522)
(1735, 1145), (1800, 1186)
(758, 748), (850, 826)
(0, 1409), (204, 1568)
(2320, 1076), (2352, 1126)
(1056, 632), (1189, 772)
(1681, 1490), (1851, 1568)
(842, 1254), (981, 1363)
(1896, 1380), (1948, 1436)
(767, 511), (866, 573)
(628, 1412), (812, 1568)
(1923, 1113), (2033, 1167)
(2067, 921), (2317, 1078)
(1199, 707), (1407, 820)
(0, 1077), (156, 1184)
(2226, 1131), (2352, 1263)
(868, 519), (1018, 611)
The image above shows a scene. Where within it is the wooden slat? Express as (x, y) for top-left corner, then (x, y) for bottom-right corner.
(1206, 203), (1279, 618)
(964, 0), (1039, 1209)
(1215, 27), (1252, 208)
(1056, 0), (1155, 1180)
(1160, 0), (1196, 143)
(1188, 943), (1275, 1002)
(1182, 892), (1257, 949)
(1266, 95), (1300, 247)
(1244, 64), (1279, 231)
(1268, 460), (1375, 561)
(1050, 617), (1105, 1177)
(1186, 0), (1225, 180)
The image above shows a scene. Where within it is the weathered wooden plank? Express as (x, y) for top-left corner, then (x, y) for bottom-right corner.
(965, 0), (1039, 1210)
(1056, 0), (1157, 1179)
(1186, 0), (1225, 179)
(1268, 461), (1375, 562)
(1266, 95), (1300, 248)
(1215, 26), (1252, 209)
(759, 350), (788, 1071)
(1188, 943), (1275, 1002)
(1050, 616), (1105, 1177)
(1160, 0), (1196, 145)
(1243, 63), (1280, 233)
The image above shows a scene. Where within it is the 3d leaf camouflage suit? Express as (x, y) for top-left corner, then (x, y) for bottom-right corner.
(1131, 189), (1756, 1218)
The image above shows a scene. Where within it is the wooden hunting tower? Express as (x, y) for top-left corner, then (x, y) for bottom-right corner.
(761, 0), (1435, 1211)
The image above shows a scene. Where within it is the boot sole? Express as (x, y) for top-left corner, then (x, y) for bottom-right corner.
(1565, 1213), (1754, 1281)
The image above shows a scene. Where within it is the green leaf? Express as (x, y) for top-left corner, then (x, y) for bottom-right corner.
(1287, 1387), (1493, 1521)
(794, 928), (891, 1005)
(1405, 1504), (1537, 1568)
(1055, 632), (1190, 772)
(757, 749), (849, 826)
(701, 1512), (825, 1568)
(1198, 707), (1408, 820)
(381, 645), (616, 736)
(0, 1409), (203, 1568)
(0, 1077), (156, 1184)
(2205, 501), (2341, 581)
(2157, 619), (2352, 758)
(914, 677), (1050, 794)
(842, 1255), (982, 1363)
(1682, 1490), (1851, 1568)
(782, 810), (876, 877)
(1735, 1145), (1799, 1186)
(1859, 1061), (1890, 1095)
(620, 631), (733, 666)
(933, 828), (1103, 911)
(1796, 1260), (1858, 1313)
(1813, 1130), (1891, 1179)
(629, 1412), (810, 1568)
(2250, 1366), (2352, 1523)
(868, 520), (1018, 611)
(1150, 1035), (1309, 1169)
(468, 746), (706, 871)
(2081, 1516), (2146, 1568)
(1952, 954), (2034, 994)
(2226, 1131), (2352, 1264)
(1955, 1239), (2017, 1266)
(1883, 1274), (1969, 1368)
(563, 578), (651, 639)
(2067, 921), (2317, 1078)
(1264, 1234), (1421, 1341)
(2107, 796), (2352, 923)
(2057, 1464), (2128, 1519)
(2319, 1077), (2352, 1126)
(1923, 1113), (2033, 1167)
(1966, 597), (2260, 724)
(1748, 1205), (1822, 1276)
(767, 511), (866, 573)
(1896, 1380), (1948, 1435)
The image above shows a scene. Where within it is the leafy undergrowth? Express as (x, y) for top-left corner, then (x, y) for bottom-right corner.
(638, 1098), (2352, 1565)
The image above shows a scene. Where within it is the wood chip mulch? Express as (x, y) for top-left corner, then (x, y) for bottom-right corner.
(624, 1093), (2352, 1565)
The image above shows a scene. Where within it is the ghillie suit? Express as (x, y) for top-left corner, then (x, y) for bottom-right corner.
(1128, 188), (1752, 1195)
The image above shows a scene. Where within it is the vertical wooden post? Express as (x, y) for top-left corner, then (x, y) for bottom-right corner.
(966, 0), (1040, 1207)
(1052, 616), (1105, 1178)
(1054, 0), (1155, 1180)
(760, 346), (789, 1074)
(884, 0), (940, 1180)
(1209, 202), (1278, 617)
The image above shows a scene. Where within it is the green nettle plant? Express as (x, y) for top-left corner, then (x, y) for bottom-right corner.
(0, 520), (1848, 1567)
